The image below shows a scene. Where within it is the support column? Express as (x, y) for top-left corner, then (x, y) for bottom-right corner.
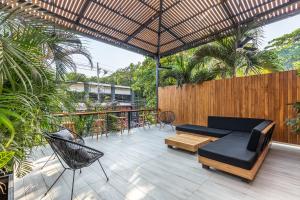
(155, 56), (160, 111)
(111, 84), (115, 102)
(155, 0), (163, 112)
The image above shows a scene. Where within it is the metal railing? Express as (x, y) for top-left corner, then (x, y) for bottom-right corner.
(52, 108), (157, 136)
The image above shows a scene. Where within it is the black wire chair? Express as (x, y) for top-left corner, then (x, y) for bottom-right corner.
(159, 111), (176, 130)
(41, 125), (85, 170)
(42, 133), (109, 200)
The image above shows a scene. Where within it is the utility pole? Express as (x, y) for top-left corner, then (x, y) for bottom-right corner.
(97, 62), (101, 102)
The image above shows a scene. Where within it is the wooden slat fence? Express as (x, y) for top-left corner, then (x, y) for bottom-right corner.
(158, 70), (300, 145)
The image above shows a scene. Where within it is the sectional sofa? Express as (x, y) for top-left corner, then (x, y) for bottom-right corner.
(176, 116), (275, 181)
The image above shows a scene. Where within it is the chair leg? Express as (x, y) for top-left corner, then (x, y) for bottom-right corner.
(44, 168), (66, 197)
(41, 153), (55, 170)
(71, 170), (76, 200)
(170, 124), (174, 131)
(98, 160), (109, 181)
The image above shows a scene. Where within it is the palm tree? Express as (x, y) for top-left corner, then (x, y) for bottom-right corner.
(0, 8), (89, 176)
(191, 24), (282, 77)
(162, 52), (218, 87)
(43, 28), (93, 81)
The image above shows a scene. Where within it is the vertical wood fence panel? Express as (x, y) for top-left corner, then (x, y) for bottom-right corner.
(158, 71), (300, 145)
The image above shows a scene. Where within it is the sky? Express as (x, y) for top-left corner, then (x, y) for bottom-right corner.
(74, 14), (300, 77)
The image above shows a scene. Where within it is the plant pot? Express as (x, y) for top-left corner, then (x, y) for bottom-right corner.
(0, 173), (14, 200)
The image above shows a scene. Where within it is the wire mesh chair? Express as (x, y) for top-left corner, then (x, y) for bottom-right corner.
(159, 111), (176, 130)
(43, 133), (109, 200)
(41, 125), (85, 170)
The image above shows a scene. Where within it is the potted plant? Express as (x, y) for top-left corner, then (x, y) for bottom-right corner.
(286, 102), (300, 133)
(0, 151), (14, 200)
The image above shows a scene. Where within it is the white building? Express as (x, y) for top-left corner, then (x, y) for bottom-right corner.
(67, 82), (133, 108)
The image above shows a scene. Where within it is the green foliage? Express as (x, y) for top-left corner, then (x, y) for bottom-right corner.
(131, 58), (156, 107)
(0, 151), (14, 169)
(0, 9), (82, 177)
(162, 52), (218, 87)
(286, 102), (300, 134)
(266, 28), (300, 70)
(191, 24), (282, 77)
(65, 72), (87, 82)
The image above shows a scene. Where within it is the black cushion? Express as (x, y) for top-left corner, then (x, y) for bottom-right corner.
(247, 121), (272, 152)
(176, 124), (232, 138)
(208, 116), (265, 132)
(198, 132), (258, 170)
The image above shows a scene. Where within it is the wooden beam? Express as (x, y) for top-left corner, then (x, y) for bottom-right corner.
(157, 0), (163, 55)
(221, 0), (238, 26)
(75, 0), (91, 24)
(160, 0), (274, 47)
(7, 1), (156, 57)
(161, 0), (300, 57)
(138, 0), (185, 44)
(38, 0), (156, 47)
(125, 0), (180, 43)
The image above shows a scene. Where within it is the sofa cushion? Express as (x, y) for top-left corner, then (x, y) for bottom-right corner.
(198, 132), (258, 170)
(208, 116), (265, 132)
(176, 124), (232, 138)
(247, 121), (272, 152)
(54, 129), (74, 141)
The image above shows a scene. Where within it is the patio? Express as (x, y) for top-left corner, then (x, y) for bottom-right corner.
(15, 126), (300, 200)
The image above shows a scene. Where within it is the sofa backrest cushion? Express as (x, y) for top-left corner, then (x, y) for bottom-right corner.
(247, 120), (273, 152)
(208, 116), (264, 132)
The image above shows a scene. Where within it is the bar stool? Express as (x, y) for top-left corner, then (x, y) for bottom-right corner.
(116, 113), (127, 134)
(150, 111), (159, 126)
(92, 117), (107, 140)
(138, 111), (146, 128)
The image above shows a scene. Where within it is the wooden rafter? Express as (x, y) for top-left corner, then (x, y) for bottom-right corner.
(1, 0), (299, 57)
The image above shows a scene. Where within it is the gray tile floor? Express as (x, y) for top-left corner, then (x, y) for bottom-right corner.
(15, 126), (300, 200)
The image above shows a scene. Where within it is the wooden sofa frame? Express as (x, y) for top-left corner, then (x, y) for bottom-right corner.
(198, 122), (275, 181)
(178, 122), (275, 181)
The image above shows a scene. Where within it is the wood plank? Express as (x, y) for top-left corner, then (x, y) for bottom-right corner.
(14, 127), (300, 200)
(158, 71), (300, 145)
(165, 134), (211, 152)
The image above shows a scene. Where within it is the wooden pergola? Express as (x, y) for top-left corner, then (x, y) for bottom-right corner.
(2, 0), (300, 108)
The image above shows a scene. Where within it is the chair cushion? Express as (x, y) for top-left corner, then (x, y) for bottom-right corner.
(208, 116), (265, 132)
(198, 132), (258, 170)
(247, 121), (272, 152)
(176, 124), (232, 138)
(54, 129), (74, 141)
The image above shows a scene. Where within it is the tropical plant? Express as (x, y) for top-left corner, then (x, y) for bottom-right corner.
(191, 24), (283, 77)
(266, 28), (300, 70)
(0, 151), (14, 194)
(43, 29), (93, 81)
(162, 52), (218, 87)
(0, 8), (82, 177)
(286, 102), (300, 133)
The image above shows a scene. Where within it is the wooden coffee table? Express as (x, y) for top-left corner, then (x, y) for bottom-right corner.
(165, 134), (211, 153)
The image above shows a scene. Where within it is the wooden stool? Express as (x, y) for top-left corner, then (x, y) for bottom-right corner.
(138, 112), (146, 128)
(61, 121), (76, 134)
(151, 112), (159, 125)
(92, 119), (107, 140)
(116, 116), (127, 134)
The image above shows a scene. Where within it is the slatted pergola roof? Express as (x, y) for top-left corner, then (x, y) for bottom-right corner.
(2, 0), (300, 58)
